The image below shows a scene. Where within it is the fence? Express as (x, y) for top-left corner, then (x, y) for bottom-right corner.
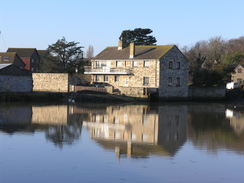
(74, 86), (107, 93)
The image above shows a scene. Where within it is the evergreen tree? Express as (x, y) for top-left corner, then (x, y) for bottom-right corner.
(119, 28), (157, 48)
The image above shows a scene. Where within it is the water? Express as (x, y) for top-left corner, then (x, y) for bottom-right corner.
(0, 102), (244, 183)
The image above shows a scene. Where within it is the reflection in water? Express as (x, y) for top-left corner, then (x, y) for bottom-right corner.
(188, 104), (244, 154)
(1, 102), (244, 156)
(83, 104), (188, 158)
(0, 103), (84, 148)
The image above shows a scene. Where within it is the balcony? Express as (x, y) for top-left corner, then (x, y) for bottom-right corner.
(84, 66), (132, 75)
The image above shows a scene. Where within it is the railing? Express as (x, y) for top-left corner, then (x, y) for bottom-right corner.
(84, 66), (132, 74)
(74, 86), (107, 93)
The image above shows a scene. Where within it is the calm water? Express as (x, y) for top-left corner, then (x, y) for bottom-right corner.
(0, 102), (244, 183)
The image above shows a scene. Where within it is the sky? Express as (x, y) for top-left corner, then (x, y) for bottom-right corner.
(0, 0), (243, 55)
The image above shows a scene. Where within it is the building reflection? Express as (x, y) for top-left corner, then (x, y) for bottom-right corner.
(0, 103), (84, 148)
(83, 104), (188, 158)
(188, 104), (244, 155)
(1, 102), (244, 155)
(226, 109), (244, 135)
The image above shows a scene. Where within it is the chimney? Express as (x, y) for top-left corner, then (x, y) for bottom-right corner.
(129, 42), (135, 58)
(118, 40), (123, 50)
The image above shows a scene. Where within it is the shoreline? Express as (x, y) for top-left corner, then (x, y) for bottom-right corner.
(0, 91), (243, 104)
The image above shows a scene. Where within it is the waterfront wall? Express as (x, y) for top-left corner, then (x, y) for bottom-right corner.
(0, 75), (32, 92)
(188, 85), (226, 99)
(33, 73), (81, 92)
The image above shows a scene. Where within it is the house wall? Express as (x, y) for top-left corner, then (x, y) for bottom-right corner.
(232, 65), (244, 84)
(21, 58), (30, 70)
(33, 73), (79, 92)
(30, 51), (40, 72)
(91, 59), (159, 95)
(0, 75), (32, 92)
(159, 46), (189, 99)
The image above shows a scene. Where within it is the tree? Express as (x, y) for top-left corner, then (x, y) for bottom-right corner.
(119, 28), (157, 48)
(85, 45), (94, 66)
(47, 37), (84, 73)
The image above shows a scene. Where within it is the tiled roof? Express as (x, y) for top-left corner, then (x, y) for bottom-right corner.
(7, 48), (38, 57)
(94, 45), (175, 60)
(0, 64), (31, 75)
(37, 50), (48, 57)
(0, 52), (16, 63)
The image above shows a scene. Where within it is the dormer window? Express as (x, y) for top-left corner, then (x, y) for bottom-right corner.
(4, 57), (9, 61)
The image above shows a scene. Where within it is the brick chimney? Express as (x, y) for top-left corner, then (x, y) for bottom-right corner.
(118, 40), (123, 50)
(129, 42), (135, 58)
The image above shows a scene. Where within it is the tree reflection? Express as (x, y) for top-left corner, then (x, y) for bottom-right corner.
(45, 114), (83, 148)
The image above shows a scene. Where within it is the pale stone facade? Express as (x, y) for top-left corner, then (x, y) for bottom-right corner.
(231, 64), (244, 84)
(32, 73), (81, 92)
(85, 42), (189, 98)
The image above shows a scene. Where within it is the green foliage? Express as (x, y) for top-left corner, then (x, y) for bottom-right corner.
(42, 37), (84, 74)
(224, 52), (244, 64)
(184, 36), (244, 86)
(119, 28), (157, 48)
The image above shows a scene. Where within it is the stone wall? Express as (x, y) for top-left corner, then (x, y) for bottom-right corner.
(33, 73), (80, 92)
(0, 75), (32, 92)
(188, 85), (226, 99)
(159, 46), (189, 99)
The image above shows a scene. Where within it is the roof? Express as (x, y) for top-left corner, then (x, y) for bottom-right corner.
(7, 48), (38, 57)
(0, 64), (11, 69)
(0, 52), (17, 63)
(37, 50), (48, 57)
(94, 45), (175, 60)
(0, 64), (31, 75)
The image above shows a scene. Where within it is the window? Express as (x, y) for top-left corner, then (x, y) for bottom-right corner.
(31, 59), (34, 63)
(168, 77), (172, 86)
(144, 61), (149, 67)
(168, 61), (173, 69)
(177, 62), (180, 69)
(116, 61), (121, 67)
(115, 75), (120, 82)
(132, 61), (138, 67)
(104, 75), (108, 82)
(114, 132), (121, 139)
(4, 57), (9, 61)
(238, 68), (242, 73)
(142, 134), (148, 142)
(176, 77), (180, 86)
(131, 133), (137, 141)
(95, 75), (100, 82)
(0, 56), (2, 60)
(143, 77), (149, 85)
(31, 68), (34, 72)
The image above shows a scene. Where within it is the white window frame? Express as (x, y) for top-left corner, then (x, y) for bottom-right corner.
(133, 61), (138, 67)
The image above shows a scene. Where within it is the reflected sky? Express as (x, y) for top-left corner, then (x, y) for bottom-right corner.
(0, 102), (244, 183)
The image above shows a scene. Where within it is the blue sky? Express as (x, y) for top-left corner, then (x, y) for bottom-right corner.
(0, 0), (243, 55)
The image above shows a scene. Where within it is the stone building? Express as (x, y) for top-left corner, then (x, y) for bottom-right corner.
(84, 41), (189, 99)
